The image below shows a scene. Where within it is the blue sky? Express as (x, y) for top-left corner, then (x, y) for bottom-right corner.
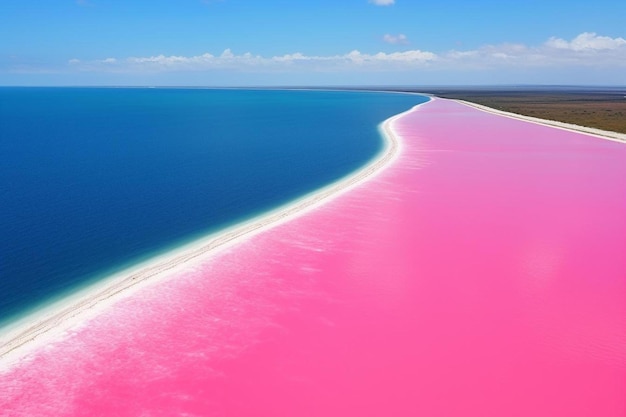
(1, 0), (625, 86)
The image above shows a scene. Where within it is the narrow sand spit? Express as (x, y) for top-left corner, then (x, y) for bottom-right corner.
(0, 100), (421, 365)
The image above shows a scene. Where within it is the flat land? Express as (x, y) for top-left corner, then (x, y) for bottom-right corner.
(409, 87), (626, 134)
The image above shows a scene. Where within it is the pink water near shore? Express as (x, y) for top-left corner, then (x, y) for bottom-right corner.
(2, 99), (625, 416)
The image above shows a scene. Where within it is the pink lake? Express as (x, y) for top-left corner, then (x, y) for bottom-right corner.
(1, 98), (625, 416)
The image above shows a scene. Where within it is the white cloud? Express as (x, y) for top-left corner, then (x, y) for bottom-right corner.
(371, 50), (436, 62)
(369, 0), (395, 5)
(545, 32), (626, 51)
(65, 32), (626, 77)
(340, 50), (436, 66)
(220, 48), (234, 59)
(383, 34), (408, 45)
(72, 48), (436, 73)
(437, 34), (626, 70)
(272, 52), (310, 62)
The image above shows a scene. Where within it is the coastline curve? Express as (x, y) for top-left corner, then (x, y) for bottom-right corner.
(0, 95), (431, 366)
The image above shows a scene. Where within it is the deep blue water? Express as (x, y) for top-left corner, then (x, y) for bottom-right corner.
(0, 88), (426, 324)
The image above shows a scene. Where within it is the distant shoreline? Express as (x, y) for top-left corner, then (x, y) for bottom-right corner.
(4, 84), (624, 135)
(400, 87), (626, 136)
(287, 86), (626, 137)
(454, 99), (626, 143)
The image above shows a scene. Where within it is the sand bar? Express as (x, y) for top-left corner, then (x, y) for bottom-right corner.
(0, 98), (420, 364)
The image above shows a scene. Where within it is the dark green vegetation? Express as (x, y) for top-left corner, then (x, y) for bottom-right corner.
(409, 87), (626, 134)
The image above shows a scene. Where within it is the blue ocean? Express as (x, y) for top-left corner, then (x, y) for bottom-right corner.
(0, 88), (425, 325)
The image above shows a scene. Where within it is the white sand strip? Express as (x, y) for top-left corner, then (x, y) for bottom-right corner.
(454, 99), (626, 144)
(0, 98), (430, 367)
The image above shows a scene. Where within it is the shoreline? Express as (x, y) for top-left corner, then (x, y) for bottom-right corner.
(3, 94), (624, 416)
(0, 97), (428, 366)
(453, 98), (626, 143)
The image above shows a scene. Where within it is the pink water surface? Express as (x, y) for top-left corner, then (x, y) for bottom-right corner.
(2, 99), (625, 416)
